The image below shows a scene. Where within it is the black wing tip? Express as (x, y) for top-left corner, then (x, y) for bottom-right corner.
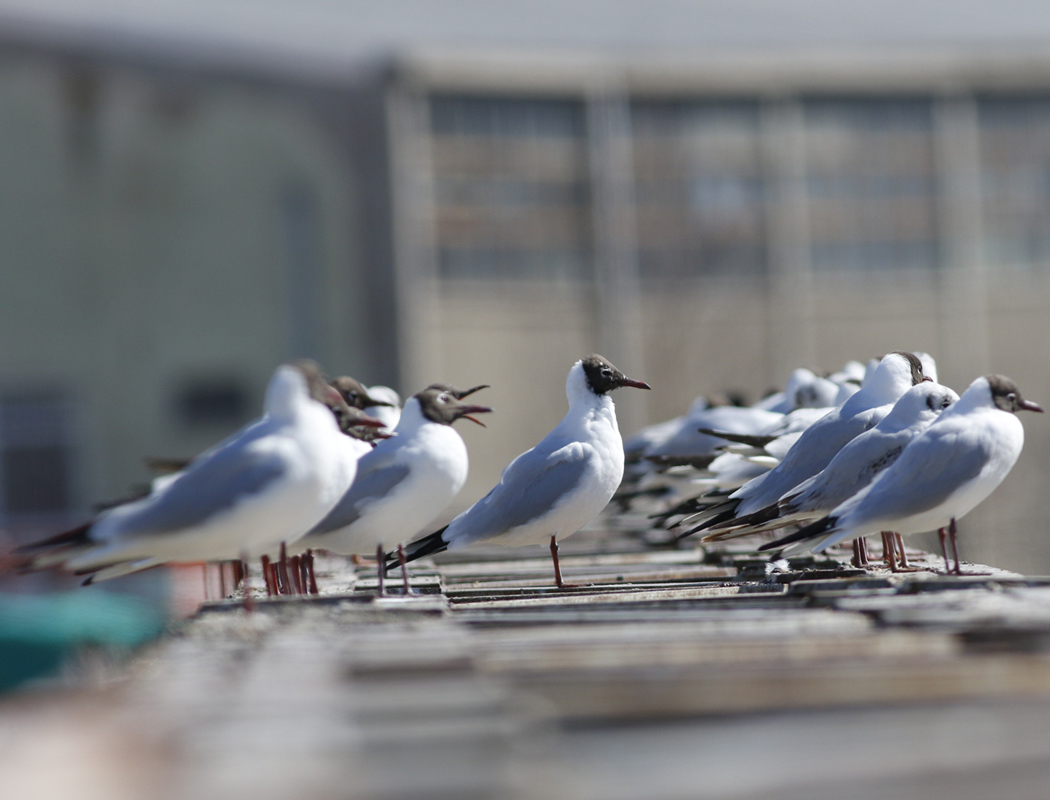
(382, 526), (450, 574)
(696, 428), (777, 448)
(757, 515), (836, 552)
(12, 522), (93, 555)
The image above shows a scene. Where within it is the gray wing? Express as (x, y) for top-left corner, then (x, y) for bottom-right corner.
(445, 441), (591, 546)
(306, 461), (411, 536)
(111, 439), (289, 538)
(787, 428), (907, 513)
(846, 427), (989, 524)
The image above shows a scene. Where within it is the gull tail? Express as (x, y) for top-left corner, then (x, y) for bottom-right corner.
(675, 498), (742, 539)
(648, 491), (729, 524)
(80, 558), (164, 585)
(11, 522), (94, 570)
(700, 502), (782, 542)
(758, 515), (838, 554)
(696, 428), (778, 449)
(382, 526), (450, 575)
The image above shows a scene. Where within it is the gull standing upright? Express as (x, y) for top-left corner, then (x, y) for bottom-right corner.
(679, 351), (926, 535)
(329, 376), (396, 440)
(18, 362), (381, 583)
(702, 380), (960, 541)
(759, 375), (1042, 572)
(395, 355), (650, 588)
(298, 385), (492, 590)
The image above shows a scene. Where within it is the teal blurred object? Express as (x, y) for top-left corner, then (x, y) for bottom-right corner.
(0, 592), (166, 692)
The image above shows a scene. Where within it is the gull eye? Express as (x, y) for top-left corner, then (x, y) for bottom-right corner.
(438, 393), (450, 403)
(601, 368), (613, 378)
(1007, 392), (1017, 405)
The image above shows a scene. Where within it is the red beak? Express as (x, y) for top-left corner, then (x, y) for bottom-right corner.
(618, 378), (651, 391)
(457, 404), (494, 427)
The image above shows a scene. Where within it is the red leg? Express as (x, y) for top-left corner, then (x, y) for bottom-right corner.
(937, 527), (951, 573)
(306, 550), (319, 595)
(398, 544), (412, 596)
(290, 555), (304, 595)
(949, 517), (962, 575)
(852, 538), (865, 568)
(881, 532), (898, 572)
(277, 542), (292, 595)
(261, 555), (274, 596)
(550, 535), (579, 589)
(858, 536), (869, 566)
(376, 543), (385, 596)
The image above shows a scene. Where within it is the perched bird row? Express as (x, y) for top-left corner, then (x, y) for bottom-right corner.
(16, 354), (650, 596)
(640, 351), (1040, 574)
(13, 347), (1040, 599)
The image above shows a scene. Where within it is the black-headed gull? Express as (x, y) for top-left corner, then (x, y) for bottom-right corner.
(394, 354), (650, 588)
(703, 380), (960, 541)
(759, 374), (1042, 572)
(329, 376), (397, 440)
(299, 385), (491, 590)
(19, 362), (383, 583)
(680, 351), (926, 534)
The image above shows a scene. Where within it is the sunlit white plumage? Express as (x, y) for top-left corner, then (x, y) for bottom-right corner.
(301, 387), (490, 554)
(33, 364), (368, 578)
(398, 355), (649, 585)
(703, 380), (959, 540)
(762, 374), (1042, 557)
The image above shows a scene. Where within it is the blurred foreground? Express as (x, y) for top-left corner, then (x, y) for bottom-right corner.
(6, 520), (1050, 800)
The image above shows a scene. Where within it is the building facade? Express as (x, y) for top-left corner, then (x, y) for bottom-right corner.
(0, 14), (1049, 569)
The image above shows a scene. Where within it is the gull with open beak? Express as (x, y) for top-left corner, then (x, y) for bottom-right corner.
(299, 383), (492, 593)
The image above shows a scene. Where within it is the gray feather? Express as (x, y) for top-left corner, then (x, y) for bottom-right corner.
(446, 445), (591, 546)
(115, 446), (288, 537)
(307, 463), (411, 536)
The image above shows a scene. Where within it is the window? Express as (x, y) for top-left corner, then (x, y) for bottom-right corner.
(631, 101), (766, 279)
(0, 395), (76, 526)
(176, 379), (248, 427)
(979, 97), (1050, 268)
(429, 96), (592, 280)
(804, 99), (938, 271)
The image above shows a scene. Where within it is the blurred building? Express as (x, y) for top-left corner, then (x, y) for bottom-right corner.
(1, 1), (1049, 570)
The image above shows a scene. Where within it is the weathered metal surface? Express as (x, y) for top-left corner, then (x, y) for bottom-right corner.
(5, 522), (1050, 800)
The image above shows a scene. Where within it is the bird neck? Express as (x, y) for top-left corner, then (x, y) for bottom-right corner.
(393, 398), (426, 435)
(264, 366), (312, 423)
(568, 388), (619, 433)
(947, 377), (993, 417)
(864, 361), (911, 403)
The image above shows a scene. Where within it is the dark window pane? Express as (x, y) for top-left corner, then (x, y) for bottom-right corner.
(429, 95), (592, 280)
(0, 395), (75, 521)
(2, 445), (70, 515)
(631, 100), (766, 279)
(979, 97), (1050, 268)
(803, 98), (938, 271)
(177, 381), (247, 426)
